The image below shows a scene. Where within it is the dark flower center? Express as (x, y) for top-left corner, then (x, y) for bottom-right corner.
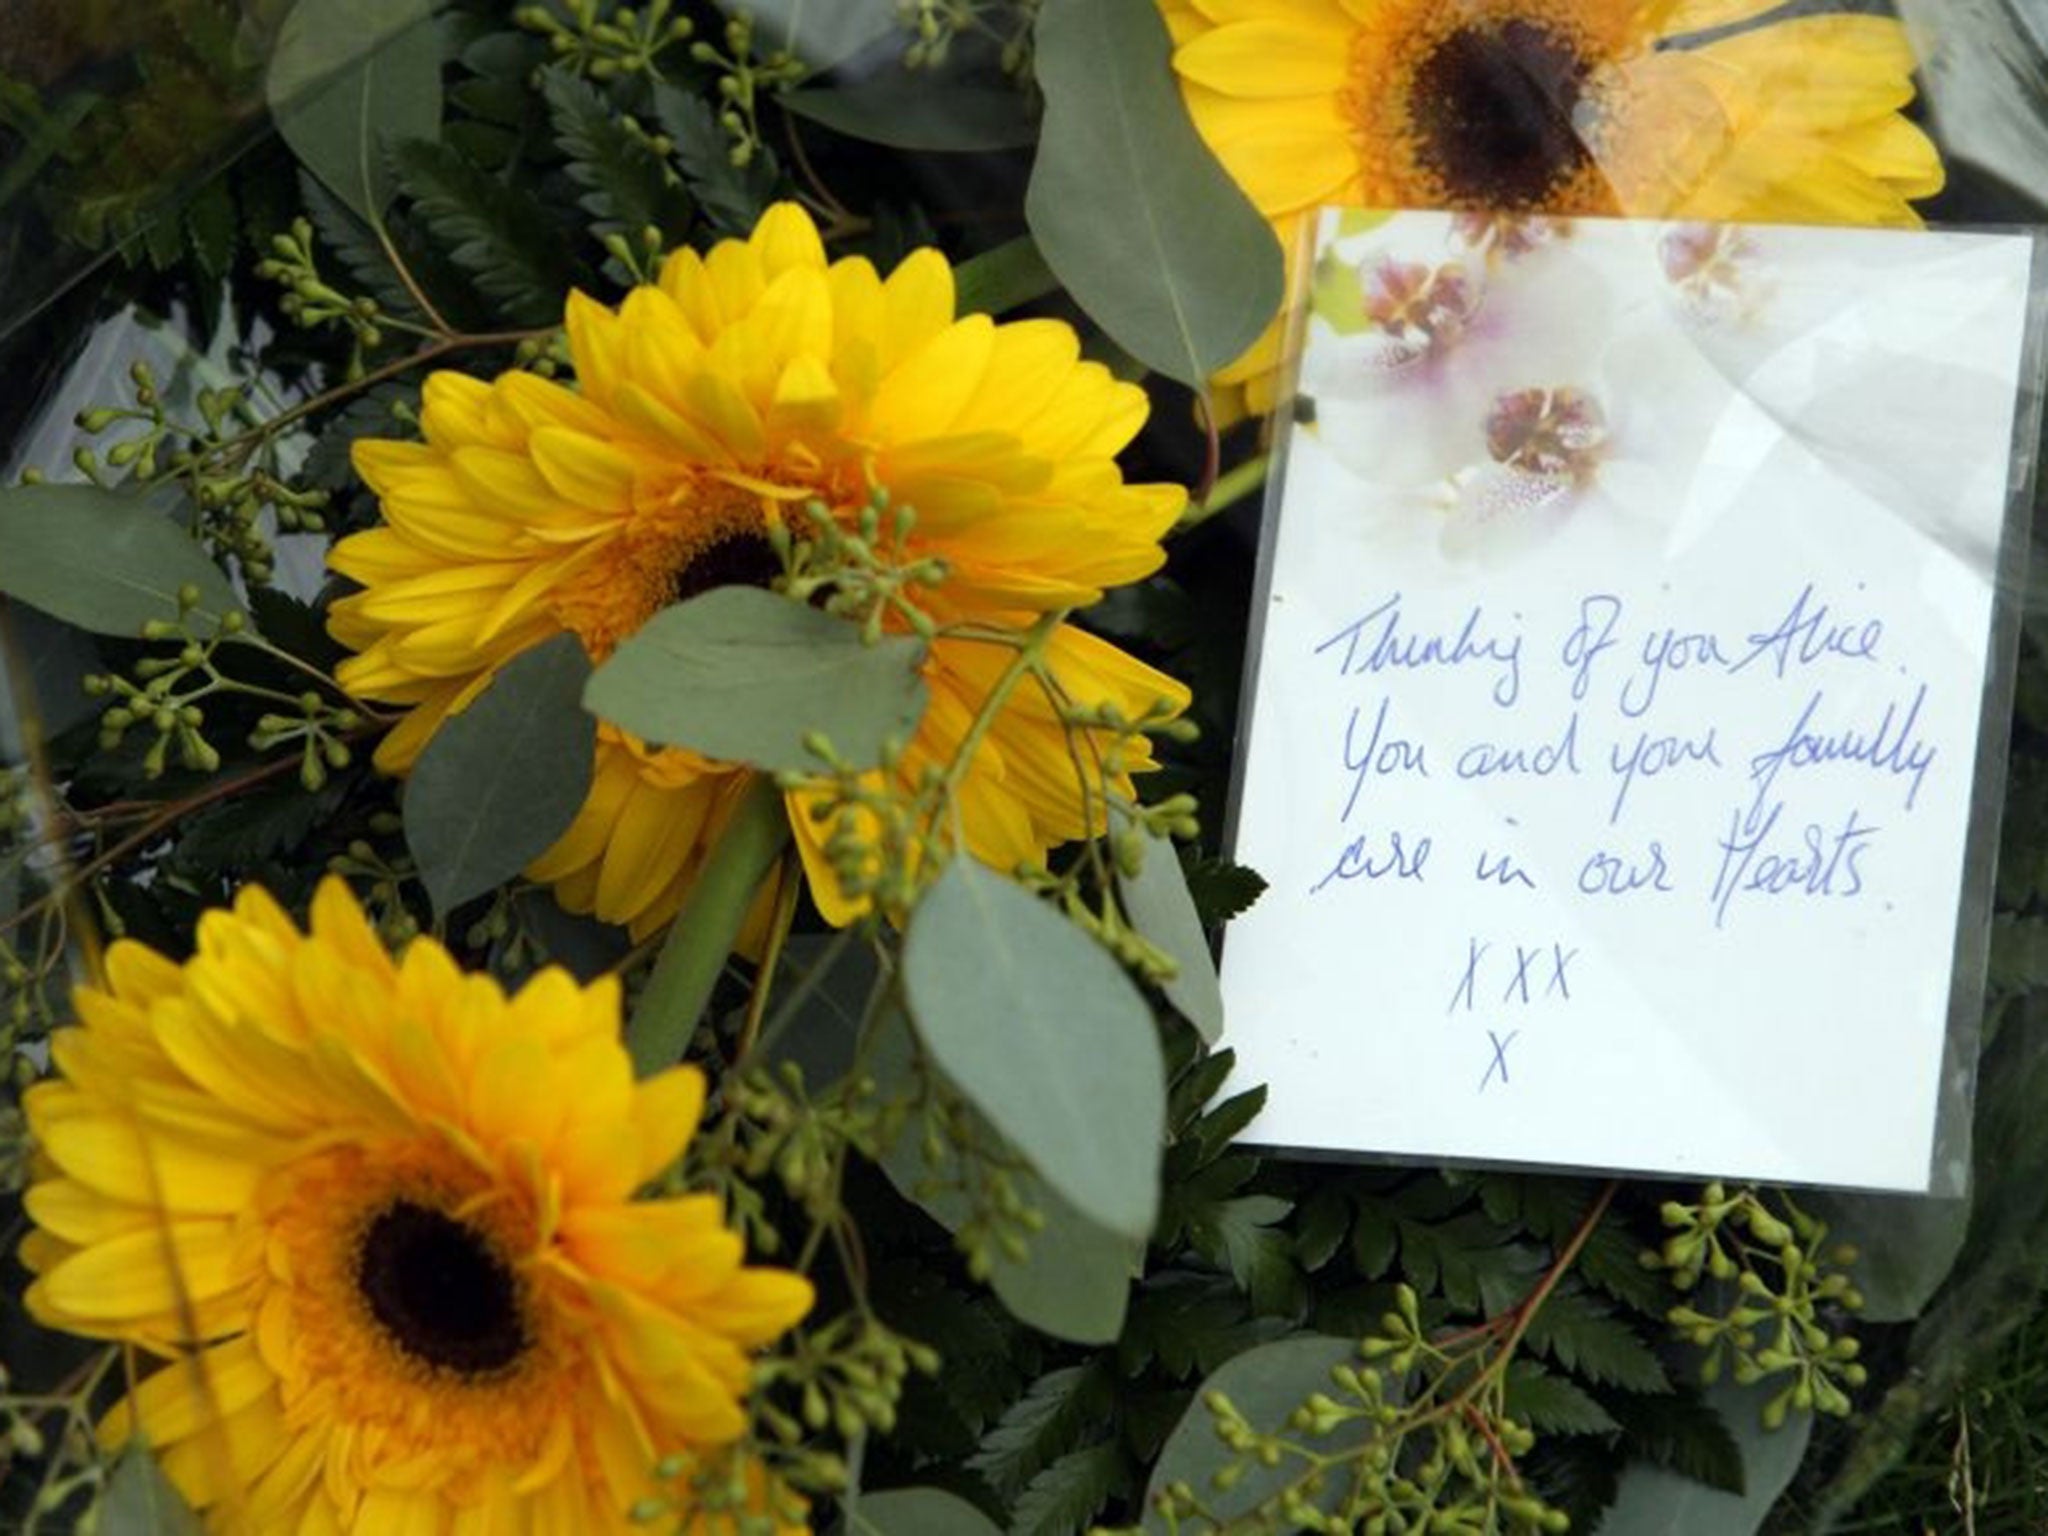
(1408, 20), (1594, 206)
(356, 1201), (528, 1377)
(668, 528), (783, 607)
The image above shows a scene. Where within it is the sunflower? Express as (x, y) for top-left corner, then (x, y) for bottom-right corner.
(1158, 0), (1945, 413)
(19, 878), (812, 1534)
(329, 203), (1189, 937)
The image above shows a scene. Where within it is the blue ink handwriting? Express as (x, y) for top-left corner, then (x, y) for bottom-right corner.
(1341, 697), (1429, 821)
(1609, 726), (1723, 824)
(1619, 625), (1730, 717)
(1475, 848), (1536, 889)
(1578, 842), (1675, 896)
(1743, 684), (1934, 832)
(1561, 595), (1623, 702)
(1315, 592), (1524, 706)
(1311, 828), (1432, 894)
(1727, 583), (1883, 679)
(1709, 800), (1878, 929)
(1480, 1028), (1520, 1092)
(1456, 713), (1583, 780)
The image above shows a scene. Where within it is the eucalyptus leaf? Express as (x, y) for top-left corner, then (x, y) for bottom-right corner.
(404, 635), (596, 915)
(99, 1444), (205, 1536)
(904, 858), (1165, 1240)
(785, 81), (1038, 151)
(585, 588), (927, 772)
(1024, 0), (1283, 390)
(1594, 1380), (1813, 1536)
(1802, 1188), (1972, 1323)
(0, 485), (239, 636)
(268, 0), (443, 222)
(867, 999), (1141, 1343)
(846, 1486), (1003, 1536)
(1118, 831), (1224, 1044)
(953, 235), (1060, 318)
(1141, 1335), (1361, 1532)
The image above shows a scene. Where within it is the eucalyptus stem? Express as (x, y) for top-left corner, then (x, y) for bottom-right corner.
(1177, 451), (1269, 532)
(627, 775), (791, 1076)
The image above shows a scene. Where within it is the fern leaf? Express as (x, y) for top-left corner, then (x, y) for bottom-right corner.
(1008, 1441), (1126, 1536)
(650, 82), (782, 235)
(1606, 1388), (1744, 1493)
(967, 1363), (1113, 1502)
(1520, 1285), (1670, 1393)
(299, 171), (421, 319)
(1505, 1360), (1620, 1437)
(539, 67), (694, 245)
(390, 138), (577, 326)
(1182, 855), (1267, 925)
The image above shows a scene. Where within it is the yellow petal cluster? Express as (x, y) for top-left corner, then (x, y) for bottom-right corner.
(1158, 0), (1945, 414)
(21, 878), (811, 1534)
(328, 202), (1189, 936)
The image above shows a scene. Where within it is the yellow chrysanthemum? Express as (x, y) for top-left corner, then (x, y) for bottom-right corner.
(1159, 0), (1945, 413)
(328, 202), (1189, 937)
(19, 878), (812, 1534)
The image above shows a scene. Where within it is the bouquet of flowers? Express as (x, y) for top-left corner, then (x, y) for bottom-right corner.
(0, 2), (2044, 1532)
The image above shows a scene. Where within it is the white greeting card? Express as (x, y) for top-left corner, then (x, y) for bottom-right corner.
(1222, 210), (2043, 1193)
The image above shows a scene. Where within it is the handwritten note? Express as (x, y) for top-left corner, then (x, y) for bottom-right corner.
(1222, 212), (2040, 1192)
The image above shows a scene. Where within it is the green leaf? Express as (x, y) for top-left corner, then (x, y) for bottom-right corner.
(1294, 1184), (1352, 1273)
(1394, 1209), (1544, 1316)
(1506, 1360), (1621, 1436)
(1181, 855), (1266, 926)
(1119, 832), (1224, 1043)
(1608, 1391), (1745, 1495)
(1522, 1287), (1671, 1393)
(299, 170), (421, 320)
(847, 1487), (1004, 1536)
(1142, 1335), (1361, 1532)
(268, 0), (442, 222)
(1024, 0), (1284, 390)
(391, 137), (576, 327)
(784, 81), (1038, 152)
(1578, 1219), (1675, 1317)
(0, 485), (239, 636)
(586, 588), (927, 773)
(871, 1005), (1142, 1343)
(1190, 1194), (1301, 1315)
(173, 779), (346, 874)
(182, 176), (238, 283)
(1010, 1440), (1126, 1536)
(904, 858), (1166, 1241)
(1594, 1380), (1813, 1535)
(968, 1362), (1114, 1502)
(99, 1444), (204, 1536)
(953, 235), (1060, 318)
(651, 84), (782, 236)
(1802, 1188), (1972, 1323)
(404, 635), (596, 915)
(539, 67), (694, 246)
(988, 1182), (1141, 1344)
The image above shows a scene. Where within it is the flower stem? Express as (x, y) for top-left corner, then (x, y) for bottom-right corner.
(627, 775), (790, 1076)
(1176, 451), (1269, 532)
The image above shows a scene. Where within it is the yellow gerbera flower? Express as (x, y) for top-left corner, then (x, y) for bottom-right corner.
(1159, 0), (1945, 413)
(328, 202), (1189, 937)
(19, 878), (812, 1534)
